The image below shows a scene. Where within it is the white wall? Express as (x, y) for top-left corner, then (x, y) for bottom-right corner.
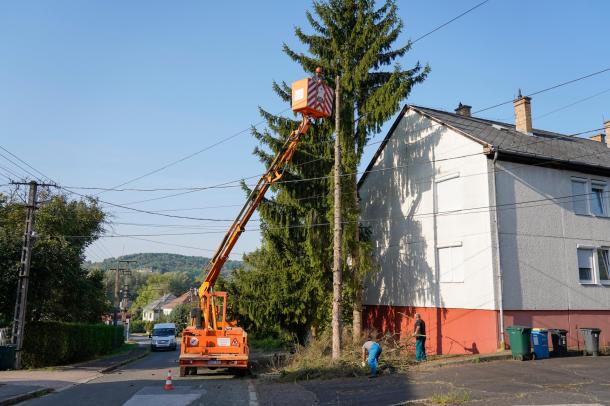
(496, 160), (610, 310)
(359, 109), (496, 310)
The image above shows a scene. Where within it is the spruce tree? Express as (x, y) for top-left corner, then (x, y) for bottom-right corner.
(231, 0), (428, 342)
(283, 0), (429, 341)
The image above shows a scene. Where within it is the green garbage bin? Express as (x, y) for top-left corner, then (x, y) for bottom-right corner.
(507, 326), (532, 361)
(0, 345), (16, 370)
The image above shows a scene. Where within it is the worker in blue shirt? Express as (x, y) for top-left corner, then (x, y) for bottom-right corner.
(361, 338), (382, 377)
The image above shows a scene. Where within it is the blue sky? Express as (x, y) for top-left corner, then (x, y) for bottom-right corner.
(1, 1), (609, 262)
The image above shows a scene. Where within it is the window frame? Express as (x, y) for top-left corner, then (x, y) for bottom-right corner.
(570, 177), (610, 217)
(597, 247), (610, 285)
(590, 181), (608, 217)
(435, 172), (461, 214)
(437, 241), (464, 284)
(576, 245), (596, 284)
(571, 177), (589, 215)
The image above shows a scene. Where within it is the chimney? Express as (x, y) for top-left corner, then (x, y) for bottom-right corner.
(513, 89), (532, 134)
(590, 133), (606, 144)
(605, 120), (610, 140)
(454, 102), (472, 117)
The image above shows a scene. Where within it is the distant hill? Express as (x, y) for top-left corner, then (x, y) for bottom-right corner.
(85, 252), (242, 278)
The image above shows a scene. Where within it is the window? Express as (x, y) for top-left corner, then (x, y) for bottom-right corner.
(591, 183), (607, 216)
(577, 248), (594, 283)
(438, 244), (464, 283)
(436, 174), (461, 213)
(598, 249), (610, 283)
(572, 179), (588, 215)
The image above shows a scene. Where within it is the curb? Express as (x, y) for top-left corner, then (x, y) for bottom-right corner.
(99, 349), (150, 373)
(416, 352), (512, 370)
(0, 387), (53, 406)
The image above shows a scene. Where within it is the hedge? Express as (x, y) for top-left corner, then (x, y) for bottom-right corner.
(22, 321), (124, 368)
(129, 320), (146, 334)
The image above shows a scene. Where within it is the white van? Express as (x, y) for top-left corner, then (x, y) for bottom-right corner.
(149, 322), (177, 351)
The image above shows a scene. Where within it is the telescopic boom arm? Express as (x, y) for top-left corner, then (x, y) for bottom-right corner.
(198, 116), (312, 299)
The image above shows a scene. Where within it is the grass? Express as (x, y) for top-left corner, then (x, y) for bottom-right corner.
(430, 389), (471, 405)
(27, 343), (141, 370)
(249, 337), (286, 352)
(276, 328), (417, 381)
(110, 342), (139, 355)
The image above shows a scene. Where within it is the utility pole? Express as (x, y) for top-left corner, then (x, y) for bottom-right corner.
(332, 75), (342, 360)
(10, 180), (54, 369)
(110, 260), (136, 326)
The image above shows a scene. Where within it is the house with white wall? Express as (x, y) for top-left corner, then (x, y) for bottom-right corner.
(359, 95), (610, 355)
(142, 293), (176, 322)
(161, 291), (194, 316)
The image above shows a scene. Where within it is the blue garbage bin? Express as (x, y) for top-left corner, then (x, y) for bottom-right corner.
(531, 328), (549, 359)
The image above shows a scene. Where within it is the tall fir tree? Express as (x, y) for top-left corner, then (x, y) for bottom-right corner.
(283, 0), (429, 341)
(231, 0), (428, 342)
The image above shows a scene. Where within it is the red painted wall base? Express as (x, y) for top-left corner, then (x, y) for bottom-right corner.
(364, 305), (610, 355)
(363, 305), (499, 355)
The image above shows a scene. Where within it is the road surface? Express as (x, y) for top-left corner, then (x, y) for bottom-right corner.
(23, 336), (255, 406)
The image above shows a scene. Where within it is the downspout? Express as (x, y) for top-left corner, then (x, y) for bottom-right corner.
(491, 149), (505, 349)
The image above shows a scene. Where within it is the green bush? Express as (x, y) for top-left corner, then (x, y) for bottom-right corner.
(129, 320), (146, 334)
(144, 321), (154, 333)
(21, 321), (124, 368)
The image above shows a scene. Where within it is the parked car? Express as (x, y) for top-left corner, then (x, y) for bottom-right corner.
(149, 322), (177, 351)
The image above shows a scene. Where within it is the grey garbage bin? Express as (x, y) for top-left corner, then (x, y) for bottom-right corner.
(579, 328), (601, 356)
(0, 345), (16, 370)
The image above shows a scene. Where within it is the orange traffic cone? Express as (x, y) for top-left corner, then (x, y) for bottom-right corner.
(164, 369), (174, 391)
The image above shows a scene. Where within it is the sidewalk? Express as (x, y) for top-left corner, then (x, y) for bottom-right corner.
(0, 345), (148, 406)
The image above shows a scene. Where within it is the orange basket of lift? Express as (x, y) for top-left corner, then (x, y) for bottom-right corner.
(291, 70), (334, 119)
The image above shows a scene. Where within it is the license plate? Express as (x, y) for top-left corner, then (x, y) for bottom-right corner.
(208, 360), (221, 365)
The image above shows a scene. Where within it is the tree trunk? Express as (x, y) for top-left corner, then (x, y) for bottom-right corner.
(352, 173), (362, 342)
(332, 76), (342, 360)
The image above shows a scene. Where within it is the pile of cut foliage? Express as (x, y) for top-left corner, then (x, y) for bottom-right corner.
(278, 328), (417, 381)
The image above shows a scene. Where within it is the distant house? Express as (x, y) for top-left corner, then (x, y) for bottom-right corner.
(359, 96), (610, 355)
(161, 291), (195, 316)
(142, 294), (176, 322)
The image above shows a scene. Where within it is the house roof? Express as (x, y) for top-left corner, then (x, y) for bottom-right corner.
(359, 104), (610, 188)
(161, 292), (193, 310)
(143, 293), (176, 312)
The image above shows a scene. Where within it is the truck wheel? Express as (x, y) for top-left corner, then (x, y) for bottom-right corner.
(229, 367), (249, 377)
(179, 367), (186, 377)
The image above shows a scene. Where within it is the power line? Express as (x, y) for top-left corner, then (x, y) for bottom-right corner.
(54, 117), (605, 200)
(473, 67), (610, 114)
(0, 145), (51, 181)
(61, 120), (607, 223)
(94, 107), (292, 196)
(120, 235), (245, 257)
(101, 122), (610, 225)
(0, 152), (41, 181)
(534, 88), (610, 121)
(62, 189), (610, 237)
(411, 0), (491, 44)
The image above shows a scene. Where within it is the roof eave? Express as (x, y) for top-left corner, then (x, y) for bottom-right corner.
(492, 149), (610, 177)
